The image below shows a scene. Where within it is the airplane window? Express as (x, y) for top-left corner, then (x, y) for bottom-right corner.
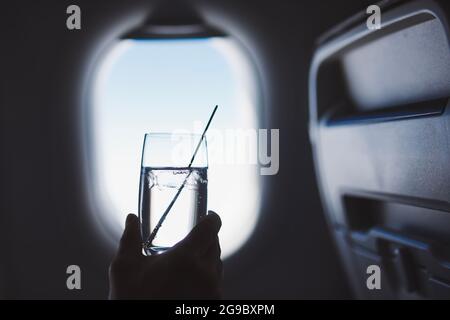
(90, 38), (261, 258)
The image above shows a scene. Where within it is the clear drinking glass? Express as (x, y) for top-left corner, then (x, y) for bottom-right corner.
(139, 133), (208, 255)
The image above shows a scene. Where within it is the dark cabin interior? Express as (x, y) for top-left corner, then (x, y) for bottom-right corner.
(2, 0), (450, 300)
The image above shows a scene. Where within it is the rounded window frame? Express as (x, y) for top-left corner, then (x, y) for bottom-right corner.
(80, 22), (266, 259)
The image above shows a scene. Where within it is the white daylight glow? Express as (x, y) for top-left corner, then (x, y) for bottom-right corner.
(91, 37), (261, 258)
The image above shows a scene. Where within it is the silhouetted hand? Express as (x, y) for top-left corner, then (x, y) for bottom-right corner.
(108, 211), (223, 299)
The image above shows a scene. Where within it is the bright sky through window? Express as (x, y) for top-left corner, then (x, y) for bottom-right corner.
(92, 38), (261, 258)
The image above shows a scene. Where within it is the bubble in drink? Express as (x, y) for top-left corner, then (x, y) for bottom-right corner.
(139, 167), (207, 254)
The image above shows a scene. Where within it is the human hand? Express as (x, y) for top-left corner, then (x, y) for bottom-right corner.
(108, 211), (223, 299)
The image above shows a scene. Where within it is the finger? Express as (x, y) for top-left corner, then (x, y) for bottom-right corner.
(203, 235), (221, 261)
(202, 235), (223, 279)
(117, 213), (142, 258)
(177, 210), (222, 255)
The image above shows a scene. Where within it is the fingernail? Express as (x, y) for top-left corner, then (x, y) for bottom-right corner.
(126, 213), (135, 226)
(207, 210), (218, 217)
(203, 211), (217, 222)
(207, 210), (222, 230)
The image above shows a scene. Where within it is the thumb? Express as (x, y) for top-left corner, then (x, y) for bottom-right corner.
(117, 213), (142, 258)
(176, 211), (222, 255)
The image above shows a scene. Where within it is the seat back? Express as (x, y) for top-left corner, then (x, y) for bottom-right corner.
(309, 0), (450, 299)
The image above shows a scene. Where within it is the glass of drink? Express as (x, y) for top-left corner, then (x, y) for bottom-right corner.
(139, 133), (208, 255)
